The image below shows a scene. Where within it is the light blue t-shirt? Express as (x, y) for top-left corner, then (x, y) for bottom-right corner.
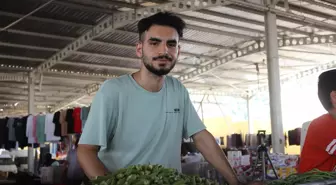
(79, 74), (206, 173)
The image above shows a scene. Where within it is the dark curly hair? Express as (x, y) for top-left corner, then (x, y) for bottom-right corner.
(137, 12), (186, 41)
(318, 69), (336, 111)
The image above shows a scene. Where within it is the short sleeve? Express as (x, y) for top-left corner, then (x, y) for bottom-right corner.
(182, 87), (206, 139)
(307, 117), (336, 155)
(79, 81), (117, 149)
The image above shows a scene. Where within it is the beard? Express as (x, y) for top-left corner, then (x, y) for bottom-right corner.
(142, 54), (176, 76)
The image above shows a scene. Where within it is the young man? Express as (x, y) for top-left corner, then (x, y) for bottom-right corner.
(77, 12), (243, 185)
(298, 69), (336, 173)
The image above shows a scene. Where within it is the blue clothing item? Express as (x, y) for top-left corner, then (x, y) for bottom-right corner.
(80, 107), (90, 130)
(36, 115), (46, 144)
(79, 74), (205, 173)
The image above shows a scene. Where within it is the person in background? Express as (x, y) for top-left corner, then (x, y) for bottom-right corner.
(298, 69), (336, 173)
(42, 153), (58, 167)
(66, 135), (85, 185)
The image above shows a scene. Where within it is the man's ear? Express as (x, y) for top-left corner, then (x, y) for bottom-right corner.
(136, 41), (143, 58)
(177, 45), (181, 58)
(331, 91), (336, 105)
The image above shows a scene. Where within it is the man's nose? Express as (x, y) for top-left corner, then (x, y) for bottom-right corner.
(158, 43), (168, 54)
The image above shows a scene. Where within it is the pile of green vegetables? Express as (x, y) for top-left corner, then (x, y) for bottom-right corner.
(91, 164), (220, 185)
(267, 169), (336, 185)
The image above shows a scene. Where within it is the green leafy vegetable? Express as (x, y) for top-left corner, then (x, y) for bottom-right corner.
(267, 169), (336, 185)
(91, 164), (220, 185)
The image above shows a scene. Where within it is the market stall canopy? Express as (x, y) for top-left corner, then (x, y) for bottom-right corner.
(0, 0), (336, 115)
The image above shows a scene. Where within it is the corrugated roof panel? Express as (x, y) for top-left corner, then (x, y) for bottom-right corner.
(0, 31), (70, 49)
(122, 21), (138, 32)
(79, 43), (137, 58)
(183, 28), (244, 47)
(0, 0), (42, 14)
(36, 2), (105, 24)
(0, 45), (54, 59)
(11, 19), (89, 37)
(180, 42), (219, 55)
(64, 54), (141, 68)
(208, 6), (265, 22)
(181, 11), (264, 31)
(185, 19), (262, 37)
(97, 31), (138, 45)
(0, 0), (104, 24)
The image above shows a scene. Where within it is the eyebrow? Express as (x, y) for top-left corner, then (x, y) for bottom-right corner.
(148, 37), (178, 44)
(148, 37), (162, 42)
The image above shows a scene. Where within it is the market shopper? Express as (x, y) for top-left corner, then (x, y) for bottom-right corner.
(66, 135), (85, 185)
(77, 12), (257, 185)
(298, 69), (336, 173)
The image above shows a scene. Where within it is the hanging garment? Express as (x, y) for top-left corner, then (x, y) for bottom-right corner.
(3, 117), (15, 150)
(245, 134), (250, 147)
(0, 118), (8, 148)
(231, 134), (236, 148)
(36, 115), (46, 144)
(14, 116), (28, 149)
(232, 134), (243, 148)
(33, 115), (38, 143)
(26, 115), (36, 144)
(288, 128), (301, 145)
(66, 109), (74, 134)
(80, 106), (90, 130)
(45, 113), (60, 142)
(226, 135), (232, 148)
(7, 117), (16, 142)
(53, 111), (61, 137)
(236, 134), (243, 148)
(60, 110), (68, 136)
(73, 107), (82, 133)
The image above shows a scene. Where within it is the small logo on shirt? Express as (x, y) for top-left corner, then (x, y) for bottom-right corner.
(166, 108), (180, 114)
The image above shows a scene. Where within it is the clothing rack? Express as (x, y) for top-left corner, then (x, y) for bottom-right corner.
(0, 106), (90, 176)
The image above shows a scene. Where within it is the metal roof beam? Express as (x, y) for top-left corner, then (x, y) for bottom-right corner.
(0, 42), (197, 69)
(28, 0), (235, 76)
(0, 94), (65, 101)
(277, 1), (336, 22)
(178, 13), (264, 35)
(186, 24), (258, 39)
(0, 9), (254, 43)
(0, 88), (80, 97)
(5, 28), (232, 51)
(198, 9), (312, 36)
(0, 81), (85, 92)
(0, 36), (214, 61)
(177, 34), (336, 82)
(226, 1), (336, 33)
(0, 55), (182, 76)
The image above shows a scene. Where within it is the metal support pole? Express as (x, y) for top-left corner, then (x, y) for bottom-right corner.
(246, 95), (253, 134)
(27, 73), (35, 174)
(264, 0), (285, 153)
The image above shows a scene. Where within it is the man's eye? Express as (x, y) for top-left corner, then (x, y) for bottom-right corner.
(168, 43), (177, 47)
(150, 42), (158, 46)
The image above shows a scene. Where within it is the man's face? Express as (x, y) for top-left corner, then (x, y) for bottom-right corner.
(136, 25), (180, 76)
(331, 91), (336, 108)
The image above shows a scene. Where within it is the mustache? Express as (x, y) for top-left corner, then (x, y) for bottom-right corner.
(152, 54), (173, 61)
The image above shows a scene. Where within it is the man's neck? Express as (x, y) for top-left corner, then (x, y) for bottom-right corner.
(132, 70), (165, 92)
(329, 109), (336, 119)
